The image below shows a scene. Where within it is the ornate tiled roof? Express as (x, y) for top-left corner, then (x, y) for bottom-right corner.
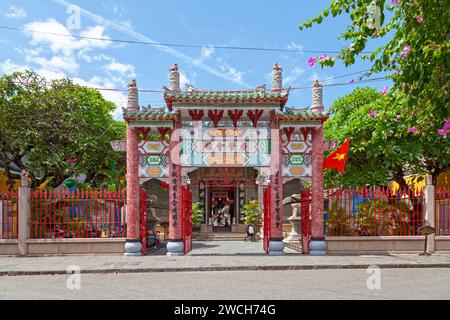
(123, 107), (175, 121)
(164, 85), (289, 110)
(278, 108), (329, 121)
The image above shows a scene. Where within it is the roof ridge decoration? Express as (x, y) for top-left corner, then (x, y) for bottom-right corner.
(123, 107), (175, 122)
(277, 107), (329, 122)
(164, 86), (290, 110)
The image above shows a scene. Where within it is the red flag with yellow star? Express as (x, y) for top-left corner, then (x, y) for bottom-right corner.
(323, 137), (350, 173)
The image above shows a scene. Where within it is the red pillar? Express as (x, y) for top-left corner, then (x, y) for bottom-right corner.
(310, 125), (326, 255)
(124, 80), (142, 256)
(268, 110), (285, 255)
(167, 115), (184, 255)
(309, 80), (327, 255)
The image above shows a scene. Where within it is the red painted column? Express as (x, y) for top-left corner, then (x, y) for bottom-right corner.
(167, 114), (184, 255)
(310, 80), (327, 255)
(311, 126), (324, 240)
(124, 80), (142, 256)
(268, 110), (285, 255)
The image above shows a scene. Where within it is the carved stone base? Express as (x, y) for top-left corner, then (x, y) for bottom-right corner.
(124, 240), (142, 256)
(166, 241), (184, 256)
(309, 239), (327, 256)
(268, 240), (285, 256)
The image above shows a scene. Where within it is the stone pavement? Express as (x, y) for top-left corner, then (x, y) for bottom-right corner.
(1, 241), (450, 276)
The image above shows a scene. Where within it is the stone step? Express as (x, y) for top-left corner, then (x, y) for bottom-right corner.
(195, 232), (248, 241)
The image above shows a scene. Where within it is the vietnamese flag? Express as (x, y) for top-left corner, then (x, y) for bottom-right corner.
(323, 137), (350, 173)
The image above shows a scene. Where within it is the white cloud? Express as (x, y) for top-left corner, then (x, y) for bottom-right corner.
(35, 69), (67, 81)
(179, 72), (190, 88)
(226, 67), (243, 84)
(119, 20), (134, 30)
(23, 19), (111, 56)
(6, 6), (27, 19)
(53, 0), (251, 87)
(219, 64), (244, 85)
(104, 61), (135, 78)
(287, 42), (304, 54)
(0, 59), (29, 75)
(28, 55), (79, 73)
(284, 67), (306, 84)
(193, 46), (214, 66)
(200, 46), (214, 60)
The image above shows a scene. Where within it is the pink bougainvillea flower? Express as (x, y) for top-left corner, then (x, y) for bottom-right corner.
(403, 45), (410, 53)
(382, 86), (389, 95)
(372, 30), (379, 38)
(443, 120), (450, 129)
(438, 129), (449, 136)
(391, 0), (399, 4)
(408, 127), (418, 133)
(308, 56), (316, 67)
(349, 79), (355, 84)
(396, 115), (402, 120)
(318, 54), (328, 61)
(369, 110), (376, 117)
(66, 156), (78, 164)
(417, 16), (423, 23)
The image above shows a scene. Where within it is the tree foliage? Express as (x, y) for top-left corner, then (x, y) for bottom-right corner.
(325, 87), (450, 188)
(0, 71), (125, 189)
(301, 0), (449, 185)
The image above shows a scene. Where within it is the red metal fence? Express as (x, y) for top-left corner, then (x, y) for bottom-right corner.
(30, 189), (126, 239)
(0, 192), (18, 239)
(300, 190), (311, 253)
(436, 188), (450, 235)
(325, 187), (424, 236)
(181, 186), (193, 254)
(263, 187), (271, 254)
(140, 188), (147, 255)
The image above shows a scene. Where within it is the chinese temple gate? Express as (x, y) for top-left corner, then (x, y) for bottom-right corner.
(122, 63), (328, 256)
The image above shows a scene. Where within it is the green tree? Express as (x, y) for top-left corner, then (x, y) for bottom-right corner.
(325, 87), (389, 187)
(325, 86), (450, 187)
(301, 0), (450, 184)
(0, 71), (125, 189)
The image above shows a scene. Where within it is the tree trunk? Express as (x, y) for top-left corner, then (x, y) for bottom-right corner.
(392, 168), (409, 191)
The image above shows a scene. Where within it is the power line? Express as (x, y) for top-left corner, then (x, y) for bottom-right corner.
(0, 75), (390, 96)
(321, 69), (372, 83)
(0, 25), (375, 55)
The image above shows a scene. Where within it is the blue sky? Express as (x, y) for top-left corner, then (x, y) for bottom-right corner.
(0, 0), (391, 119)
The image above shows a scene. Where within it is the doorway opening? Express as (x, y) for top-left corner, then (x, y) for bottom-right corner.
(209, 186), (235, 232)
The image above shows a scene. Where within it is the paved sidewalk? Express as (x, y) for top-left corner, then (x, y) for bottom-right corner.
(1, 241), (449, 276)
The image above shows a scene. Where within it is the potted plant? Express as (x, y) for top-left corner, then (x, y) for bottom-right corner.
(240, 200), (261, 236)
(191, 202), (204, 237)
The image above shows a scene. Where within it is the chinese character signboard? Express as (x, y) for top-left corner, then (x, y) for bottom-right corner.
(181, 127), (271, 167)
